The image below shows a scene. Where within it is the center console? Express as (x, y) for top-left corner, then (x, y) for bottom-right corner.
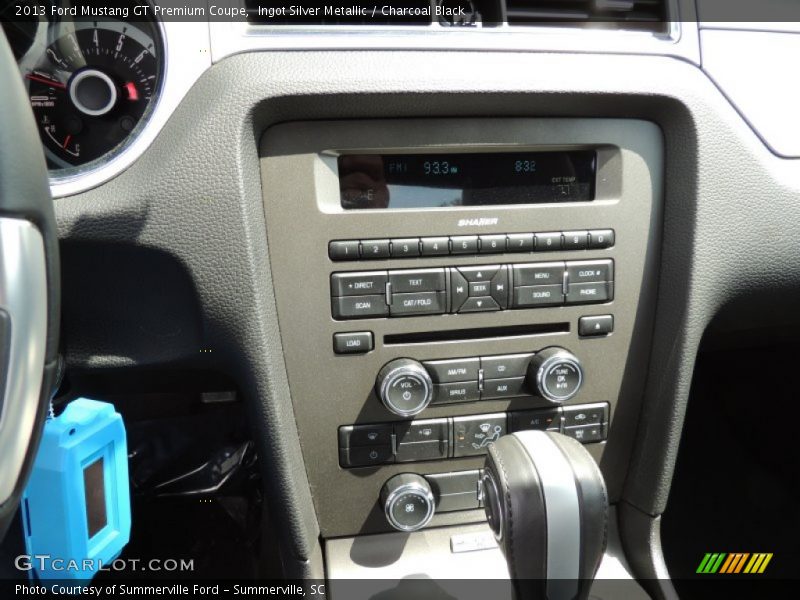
(259, 118), (662, 540)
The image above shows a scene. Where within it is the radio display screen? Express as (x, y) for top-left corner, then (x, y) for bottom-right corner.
(338, 151), (596, 210)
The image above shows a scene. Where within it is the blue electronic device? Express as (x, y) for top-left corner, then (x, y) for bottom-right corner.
(22, 398), (131, 580)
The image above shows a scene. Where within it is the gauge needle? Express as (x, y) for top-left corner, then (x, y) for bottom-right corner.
(62, 135), (72, 149)
(26, 74), (66, 89)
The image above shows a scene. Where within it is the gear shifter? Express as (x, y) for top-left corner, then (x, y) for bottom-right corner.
(481, 430), (608, 600)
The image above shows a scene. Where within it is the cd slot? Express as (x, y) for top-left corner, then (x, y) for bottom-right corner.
(384, 323), (569, 346)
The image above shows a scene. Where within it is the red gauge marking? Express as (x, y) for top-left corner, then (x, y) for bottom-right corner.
(124, 82), (139, 101)
(26, 74), (66, 89)
(62, 135), (72, 149)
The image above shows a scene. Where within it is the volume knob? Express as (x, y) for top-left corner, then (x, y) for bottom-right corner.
(375, 358), (433, 417)
(527, 347), (583, 404)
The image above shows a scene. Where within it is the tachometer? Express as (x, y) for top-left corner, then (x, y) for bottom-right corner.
(8, 17), (162, 170)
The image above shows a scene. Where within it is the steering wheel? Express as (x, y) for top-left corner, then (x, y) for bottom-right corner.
(0, 30), (60, 539)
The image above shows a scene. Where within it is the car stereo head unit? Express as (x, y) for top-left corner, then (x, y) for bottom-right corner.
(338, 150), (596, 210)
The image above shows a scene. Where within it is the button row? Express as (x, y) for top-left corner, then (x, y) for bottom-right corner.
(329, 230), (615, 261)
(331, 260), (614, 320)
(423, 354), (534, 405)
(338, 403), (609, 467)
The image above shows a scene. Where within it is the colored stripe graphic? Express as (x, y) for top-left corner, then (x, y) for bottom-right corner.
(698, 552), (773, 574)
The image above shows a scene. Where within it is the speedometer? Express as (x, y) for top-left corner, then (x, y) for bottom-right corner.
(3, 14), (163, 171)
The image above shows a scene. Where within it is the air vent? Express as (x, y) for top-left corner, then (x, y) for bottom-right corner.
(505, 0), (667, 30)
(245, 1), (434, 26)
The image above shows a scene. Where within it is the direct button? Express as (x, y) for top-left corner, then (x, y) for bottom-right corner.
(389, 268), (446, 293)
(332, 295), (388, 319)
(423, 358), (480, 384)
(331, 271), (388, 296)
(333, 332), (374, 354)
(566, 260), (613, 284)
(512, 262), (565, 287)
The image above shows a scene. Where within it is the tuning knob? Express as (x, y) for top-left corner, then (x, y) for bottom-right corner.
(375, 358), (433, 417)
(527, 347), (583, 404)
(381, 473), (435, 532)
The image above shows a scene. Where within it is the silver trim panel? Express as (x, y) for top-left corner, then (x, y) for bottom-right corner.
(516, 430), (581, 599)
(0, 219), (47, 504)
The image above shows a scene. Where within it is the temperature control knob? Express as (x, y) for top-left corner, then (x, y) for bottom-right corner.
(375, 359), (433, 417)
(381, 473), (435, 532)
(527, 347), (583, 404)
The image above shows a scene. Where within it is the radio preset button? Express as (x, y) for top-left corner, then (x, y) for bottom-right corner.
(534, 232), (563, 252)
(421, 237), (450, 256)
(479, 235), (507, 254)
(566, 260), (613, 284)
(513, 285), (564, 308)
(389, 268), (446, 293)
(507, 233), (534, 252)
(390, 291), (446, 316)
(562, 231), (589, 250)
(512, 262), (565, 287)
(332, 295), (388, 319)
(361, 239), (391, 259)
(588, 229), (615, 249)
(329, 240), (361, 261)
(331, 271), (388, 297)
(391, 238), (421, 257)
(450, 235), (479, 254)
(423, 358), (480, 384)
(460, 297), (500, 313)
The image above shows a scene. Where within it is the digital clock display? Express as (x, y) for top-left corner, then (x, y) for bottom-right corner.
(338, 150), (596, 210)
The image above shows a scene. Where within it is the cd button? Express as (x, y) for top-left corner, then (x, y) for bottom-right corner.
(480, 353), (534, 379)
